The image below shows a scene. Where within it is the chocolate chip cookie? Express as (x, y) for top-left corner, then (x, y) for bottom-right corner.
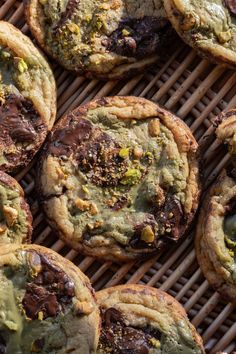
(196, 110), (236, 302)
(0, 21), (56, 173)
(0, 244), (100, 353)
(37, 96), (200, 262)
(163, 0), (236, 66)
(96, 284), (205, 354)
(25, 0), (175, 79)
(0, 171), (32, 244)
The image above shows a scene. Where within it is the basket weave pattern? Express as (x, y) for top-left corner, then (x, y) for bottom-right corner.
(1, 0), (236, 352)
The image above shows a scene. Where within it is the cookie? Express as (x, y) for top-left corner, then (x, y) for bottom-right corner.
(0, 21), (56, 173)
(37, 96), (200, 262)
(163, 0), (236, 67)
(0, 171), (32, 244)
(96, 284), (205, 354)
(196, 110), (236, 302)
(195, 170), (236, 302)
(0, 244), (100, 353)
(24, 0), (175, 79)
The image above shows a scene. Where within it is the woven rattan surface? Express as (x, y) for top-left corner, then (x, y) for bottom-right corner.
(1, 0), (236, 352)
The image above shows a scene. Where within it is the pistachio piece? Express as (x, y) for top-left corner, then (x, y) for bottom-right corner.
(17, 58), (28, 73)
(141, 225), (155, 243)
(121, 168), (142, 185)
(122, 29), (130, 36)
(149, 338), (161, 348)
(148, 119), (160, 137)
(67, 23), (80, 34)
(119, 148), (130, 159)
(3, 206), (18, 226)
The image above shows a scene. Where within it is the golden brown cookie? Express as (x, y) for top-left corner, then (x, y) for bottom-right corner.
(163, 0), (236, 67)
(37, 96), (200, 262)
(0, 21), (56, 173)
(24, 0), (175, 79)
(196, 110), (236, 302)
(96, 284), (205, 353)
(0, 244), (100, 353)
(0, 171), (32, 244)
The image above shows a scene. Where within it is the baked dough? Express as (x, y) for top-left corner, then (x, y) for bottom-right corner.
(96, 284), (205, 353)
(0, 21), (56, 172)
(37, 96), (200, 261)
(25, 0), (175, 79)
(0, 244), (100, 353)
(163, 0), (236, 67)
(0, 171), (32, 244)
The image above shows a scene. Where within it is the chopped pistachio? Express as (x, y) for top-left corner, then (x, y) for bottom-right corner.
(122, 29), (130, 36)
(149, 338), (161, 348)
(119, 148), (130, 159)
(17, 58), (28, 73)
(96, 21), (103, 30)
(82, 185), (89, 194)
(121, 168), (142, 185)
(67, 23), (80, 34)
(1, 51), (10, 58)
(141, 225), (155, 243)
(38, 311), (44, 321)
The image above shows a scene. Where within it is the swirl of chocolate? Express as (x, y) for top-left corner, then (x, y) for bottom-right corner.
(99, 308), (161, 354)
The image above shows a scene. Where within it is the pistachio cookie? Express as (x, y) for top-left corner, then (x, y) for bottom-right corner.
(37, 96), (200, 262)
(96, 284), (205, 354)
(163, 0), (236, 67)
(196, 110), (236, 302)
(24, 0), (175, 79)
(0, 21), (56, 173)
(0, 244), (100, 354)
(0, 171), (32, 244)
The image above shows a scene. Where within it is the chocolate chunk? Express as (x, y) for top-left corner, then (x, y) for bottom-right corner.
(0, 94), (41, 143)
(50, 117), (129, 187)
(22, 253), (75, 320)
(102, 16), (173, 58)
(0, 333), (6, 354)
(54, 0), (80, 32)
(225, 0), (236, 15)
(50, 117), (93, 156)
(156, 195), (184, 240)
(99, 308), (162, 354)
(23, 283), (59, 319)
